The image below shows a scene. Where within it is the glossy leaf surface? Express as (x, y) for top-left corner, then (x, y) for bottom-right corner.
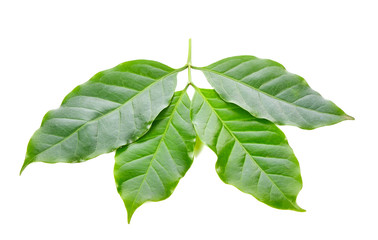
(114, 90), (196, 223)
(191, 88), (304, 211)
(21, 60), (178, 173)
(198, 56), (353, 129)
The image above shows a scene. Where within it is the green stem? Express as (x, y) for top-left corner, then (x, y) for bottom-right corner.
(188, 65), (193, 85)
(187, 39), (193, 85)
(191, 66), (202, 70)
(187, 38), (192, 65)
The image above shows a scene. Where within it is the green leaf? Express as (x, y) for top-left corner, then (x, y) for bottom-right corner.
(191, 88), (304, 211)
(196, 55), (353, 129)
(114, 90), (196, 223)
(193, 135), (204, 157)
(21, 60), (181, 174)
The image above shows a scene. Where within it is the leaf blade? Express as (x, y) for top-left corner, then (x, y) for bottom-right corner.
(198, 55), (353, 129)
(191, 88), (304, 211)
(114, 90), (196, 223)
(21, 60), (181, 174)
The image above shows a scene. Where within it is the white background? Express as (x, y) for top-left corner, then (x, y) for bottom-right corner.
(1, 0), (377, 239)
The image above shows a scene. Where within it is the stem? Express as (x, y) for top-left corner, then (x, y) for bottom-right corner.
(188, 63), (193, 85)
(187, 38), (192, 65)
(187, 38), (193, 85)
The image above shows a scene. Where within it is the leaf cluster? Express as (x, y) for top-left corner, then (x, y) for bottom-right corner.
(21, 40), (352, 223)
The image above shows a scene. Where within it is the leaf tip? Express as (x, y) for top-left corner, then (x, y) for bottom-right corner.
(292, 202), (306, 212)
(344, 115), (355, 121)
(296, 207), (306, 212)
(127, 211), (134, 224)
(19, 161), (30, 176)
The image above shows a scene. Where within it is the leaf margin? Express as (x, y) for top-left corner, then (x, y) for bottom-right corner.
(114, 88), (196, 223)
(190, 87), (305, 212)
(193, 55), (354, 130)
(20, 60), (187, 175)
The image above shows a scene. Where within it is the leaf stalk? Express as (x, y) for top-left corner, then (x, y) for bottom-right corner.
(187, 38), (194, 86)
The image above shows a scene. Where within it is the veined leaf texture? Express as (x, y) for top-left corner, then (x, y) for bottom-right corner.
(21, 60), (178, 174)
(191, 88), (303, 211)
(196, 56), (353, 129)
(115, 90), (195, 222)
(21, 42), (353, 222)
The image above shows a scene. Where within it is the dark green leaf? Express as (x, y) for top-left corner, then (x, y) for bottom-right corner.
(191, 88), (304, 211)
(114, 90), (196, 223)
(21, 60), (180, 174)
(197, 56), (353, 129)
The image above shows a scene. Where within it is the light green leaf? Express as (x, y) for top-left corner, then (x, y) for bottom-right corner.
(114, 90), (196, 223)
(194, 135), (204, 157)
(191, 88), (304, 211)
(21, 60), (181, 174)
(196, 55), (353, 129)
